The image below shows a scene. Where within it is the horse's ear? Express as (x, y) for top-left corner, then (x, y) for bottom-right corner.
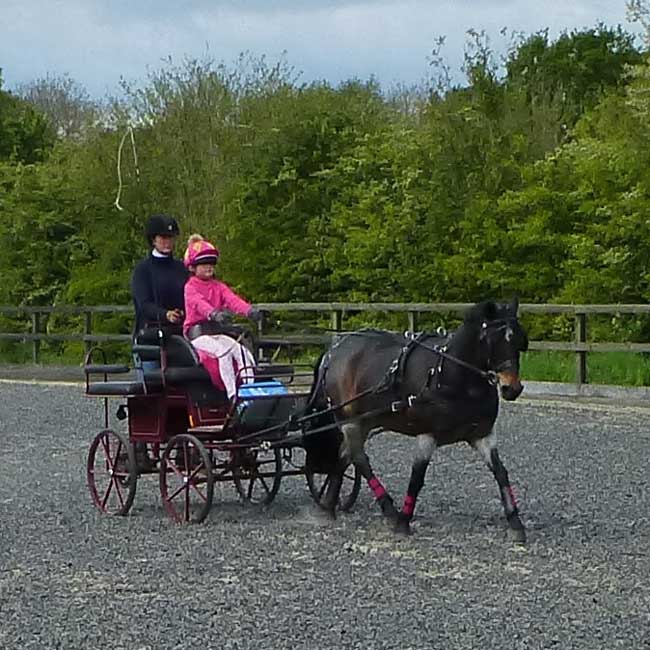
(509, 295), (520, 316)
(465, 301), (496, 322)
(480, 301), (497, 321)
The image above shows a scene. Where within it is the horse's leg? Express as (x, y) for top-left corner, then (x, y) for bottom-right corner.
(319, 422), (357, 519)
(319, 463), (345, 520)
(323, 423), (399, 523)
(473, 431), (526, 543)
(348, 424), (399, 523)
(394, 433), (436, 536)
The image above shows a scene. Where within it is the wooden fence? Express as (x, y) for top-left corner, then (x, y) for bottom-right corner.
(2, 302), (650, 384)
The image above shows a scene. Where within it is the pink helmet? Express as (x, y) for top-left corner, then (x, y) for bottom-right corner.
(184, 237), (220, 268)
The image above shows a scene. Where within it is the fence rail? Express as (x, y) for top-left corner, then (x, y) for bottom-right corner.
(2, 303), (650, 384)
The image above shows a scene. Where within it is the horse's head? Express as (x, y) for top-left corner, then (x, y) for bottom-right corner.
(466, 297), (528, 401)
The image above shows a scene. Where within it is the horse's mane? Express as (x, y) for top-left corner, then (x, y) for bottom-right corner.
(349, 328), (395, 336)
(340, 327), (449, 349)
(336, 304), (507, 346)
(463, 301), (499, 324)
(338, 328), (398, 342)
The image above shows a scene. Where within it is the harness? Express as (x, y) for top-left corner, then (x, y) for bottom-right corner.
(235, 318), (519, 445)
(343, 317), (519, 414)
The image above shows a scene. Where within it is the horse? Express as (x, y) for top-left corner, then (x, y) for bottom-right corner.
(304, 298), (529, 542)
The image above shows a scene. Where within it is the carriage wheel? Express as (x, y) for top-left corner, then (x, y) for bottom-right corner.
(306, 464), (361, 512)
(160, 434), (214, 524)
(232, 447), (282, 505)
(87, 429), (137, 516)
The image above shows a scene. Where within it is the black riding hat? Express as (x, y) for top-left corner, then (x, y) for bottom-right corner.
(145, 214), (180, 243)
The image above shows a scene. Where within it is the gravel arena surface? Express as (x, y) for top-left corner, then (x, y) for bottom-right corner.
(1, 381), (649, 650)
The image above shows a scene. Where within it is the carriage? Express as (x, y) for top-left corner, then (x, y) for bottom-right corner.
(85, 299), (530, 542)
(84, 326), (361, 523)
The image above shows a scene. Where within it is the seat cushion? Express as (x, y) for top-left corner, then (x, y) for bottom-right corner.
(84, 364), (130, 375)
(164, 366), (212, 384)
(87, 381), (145, 396)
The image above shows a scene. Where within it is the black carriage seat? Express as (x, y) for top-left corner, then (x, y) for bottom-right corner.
(163, 336), (295, 406)
(85, 362), (149, 396)
(162, 335), (211, 382)
(86, 335), (226, 402)
(85, 365), (163, 396)
(85, 332), (291, 400)
(85, 329), (168, 396)
(163, 335), (228, 406)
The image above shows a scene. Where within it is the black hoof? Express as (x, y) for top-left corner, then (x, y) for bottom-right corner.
(508, 526), (527, 544)
(393, 511), (412, 536)
(394, 520), (411, 537)
(317, 504), (337, 521)
(379, 497), (399, 522)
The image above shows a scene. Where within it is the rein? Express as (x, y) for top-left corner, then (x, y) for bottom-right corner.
(410, 337), (498, 385)
(412, 316), (519, 383)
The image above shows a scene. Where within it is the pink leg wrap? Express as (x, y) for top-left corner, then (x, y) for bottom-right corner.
(402, 495), (416, 517)
(368, 476), (387, 500)
(506, 485), (518, 509)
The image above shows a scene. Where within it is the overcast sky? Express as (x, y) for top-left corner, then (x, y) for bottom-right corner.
(0, 0), (640, 97)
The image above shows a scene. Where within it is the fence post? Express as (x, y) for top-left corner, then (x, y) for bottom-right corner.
(31, 312), (40, 364)
(256, 311), (265, 362)
(575, 311), (587, 385)
(84, 310), (92, 356)
(330, 309), (342, 333)
(408, 310), (418, 333)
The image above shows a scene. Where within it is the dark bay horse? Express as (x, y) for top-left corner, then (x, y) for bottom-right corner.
(306, 298), (529, 542)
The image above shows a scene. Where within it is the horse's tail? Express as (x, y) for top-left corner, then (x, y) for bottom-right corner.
(303, 350), (327, 412)
(302, 351), (343, 474)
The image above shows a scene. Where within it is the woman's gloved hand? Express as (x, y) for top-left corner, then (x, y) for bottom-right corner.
(208, 310), (233, 325)
(166, 309), (184, 324)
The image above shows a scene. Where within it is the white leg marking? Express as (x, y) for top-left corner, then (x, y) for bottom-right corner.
(415, 434), (436, 464)
(340, 423), (366, 462)
(472, 429), (498, 467)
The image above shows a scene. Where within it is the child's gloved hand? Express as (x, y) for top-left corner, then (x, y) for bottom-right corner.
(208, 310), (233, 325)
(248, 308), (263, 323)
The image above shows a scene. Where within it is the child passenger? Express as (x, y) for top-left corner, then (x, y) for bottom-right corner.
(182, 235), (262, 399)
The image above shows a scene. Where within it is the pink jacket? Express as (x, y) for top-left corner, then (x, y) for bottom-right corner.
(183, 275), (251, 336)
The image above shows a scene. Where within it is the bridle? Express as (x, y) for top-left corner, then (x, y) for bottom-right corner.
(412, 316), (522, 386)
(479, 317), (521, 374)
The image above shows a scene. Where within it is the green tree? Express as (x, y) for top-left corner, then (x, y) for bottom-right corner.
(0, 71), (54, 163)
(15, 73), (100, 139)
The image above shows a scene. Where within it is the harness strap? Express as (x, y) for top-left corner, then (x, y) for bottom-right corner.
(413, 339), (498, 385)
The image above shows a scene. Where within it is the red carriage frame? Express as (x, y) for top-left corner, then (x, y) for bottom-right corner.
(84, 328), (360, 523)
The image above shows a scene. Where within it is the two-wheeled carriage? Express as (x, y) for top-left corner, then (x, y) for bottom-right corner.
(84, 327), (361, 523)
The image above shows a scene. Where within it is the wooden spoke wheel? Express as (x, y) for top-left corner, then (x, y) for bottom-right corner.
(160, 434), (214, 524)
(232, 446), (282, 505)
(87, 429), (137, 516)
(306, 464), (361, 512)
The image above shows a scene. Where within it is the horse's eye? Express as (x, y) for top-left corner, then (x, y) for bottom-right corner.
(505, 327), (513, 342)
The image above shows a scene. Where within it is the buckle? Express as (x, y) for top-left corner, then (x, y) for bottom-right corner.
(391, 396), (416, 412)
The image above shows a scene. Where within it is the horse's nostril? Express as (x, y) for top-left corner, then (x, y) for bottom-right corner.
(501, 383), (524, 401)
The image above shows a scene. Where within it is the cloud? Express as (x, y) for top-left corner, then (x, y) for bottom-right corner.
(0, 0), (639, 97)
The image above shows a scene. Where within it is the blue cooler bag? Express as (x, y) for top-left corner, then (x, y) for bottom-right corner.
(238, 380), (289, 399)
(236, 380), (291, 434)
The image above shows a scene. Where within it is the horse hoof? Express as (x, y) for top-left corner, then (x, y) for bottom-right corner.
(314, 504), (337, 521)
(310, 511), (335, 527)
(394, 521), (411, 537)
(508, 527), (527, 545)
(379, 498), (399, 522)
